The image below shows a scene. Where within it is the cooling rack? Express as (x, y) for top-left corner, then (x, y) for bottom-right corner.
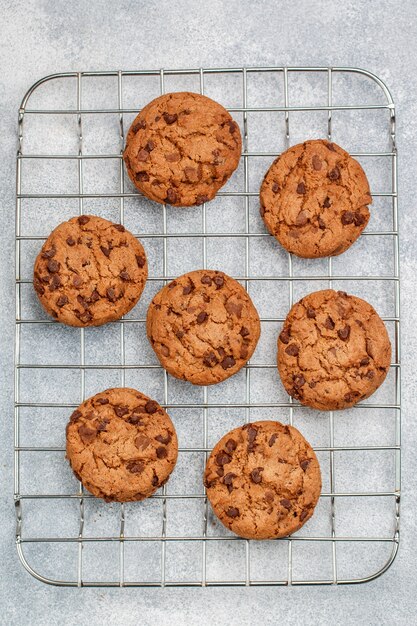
(14, 67), (400, 586)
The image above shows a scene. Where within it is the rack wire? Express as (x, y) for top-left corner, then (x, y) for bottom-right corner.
(14, 67), (401, 586)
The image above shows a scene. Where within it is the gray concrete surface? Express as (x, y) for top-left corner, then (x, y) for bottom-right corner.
(1, 1), (416, 624)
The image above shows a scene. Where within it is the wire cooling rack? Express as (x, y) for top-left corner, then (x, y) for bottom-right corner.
(14, 67), (400, 587)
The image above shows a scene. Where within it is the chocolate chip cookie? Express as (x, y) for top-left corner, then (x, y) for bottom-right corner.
(123, 92), (242, 207)
(278, 290), (391, 410)
(66, 388), (178, 502)
(33, 215), (148, 326)
(146, 270), (260, 385)
(260, 139), (372, 258)
(204, 421), (321, 539)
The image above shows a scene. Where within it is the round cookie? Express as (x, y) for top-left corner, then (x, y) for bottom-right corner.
(146, 270), (261, 385)
(204, 421), (321, 539)
(66, 388), (178, 502)
(260, 139), (372, 258)
(277, 289), (391, 411)
(33, 215), (148, 327)
(123, 92), (242, 207)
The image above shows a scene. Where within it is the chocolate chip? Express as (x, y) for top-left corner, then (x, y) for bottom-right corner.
(272, 182), (279, 193)
(360, 357), (370, 366)
(165, 188), (178, 204)
(156, 446), (167, 459)
(195, 194), (209, 205)
(56, 295), (68, 307)
(152, 474), (159, 486)
(77, 294), (88, 309)
(328, 167), (340, 181)
(226, 507), (240, 519)
(119, 270), (130, 281)
(279, 327), (291, 344)
(338, 325), (351, 340)
(156, 432), (171, 445)
(323, 196), (331, 208)
(66, 236), (76, 246)
(344, 392), (354, 403)
(127, 460), (144, 474)
(47, 259), (60, 273)
(296, 210), (308, 226)
(213, 275), (224, 289)
(114, 405), (129, 417)
(306, 307), (316, 319)
(100, 245), (110, 257)
(239, 326), (250, 339)
(137, 148), (150, 162)
(215, 451), (231, 466)
(78, 309), (93, 323)
(136, 171), (150, 182)
(353, 212), (366, 226)
(136, 254), (146, 268)
(201, 274), (212, 285)
(90, 289), (100, 303)
(326, 142), (336, 152)
(223, 472), (236, 487)
(280, 498), (291, 510)
(132, 119), (146, 132)
(163, 112), (178, 125)
(203, 352), (218, 367)
(300, 509), (309, 522)
(300, 459), (310, 471)
(217, 347), (226, 358)
(41, 246), (56, 259)
(197, 311), (208, 324)
(324, 316), (335, 330)
(341, 211), (354, 225)
(106, 287), (117, 302)
(293, 374), (306, 388)
(78, 216), (90, 225)
(134, 435), (150, 450)
(367, 370), (375, 379)
(285, 343), (299, 356)
(227, 120), (237, 134)
(250, 467), (263, 484)
(225, 439), (237, 453)
(318, 217), (326, 230)
(96, 397), (109, 405)
(160, 344), (170, 357)
(268, 433), (278, 447)
(296, 182), (306, 194)
(128, 414), (144, 426)
(78, 424), (96, 444)
(72, 274), (82, 288)
(70, 409), (82, 423)
(220, 355), (235, 370)
(49, 274), (62, 291)
(216, 467), (224, 477)
(247, 425), (258, 452)
(183, 280), (195, 295)
(33, 278), (45, 294)
(97, 419), (109, 432)
(144, 140), (154, 152)
(145, 400), (158, 414)
(312, 155), (322, 170)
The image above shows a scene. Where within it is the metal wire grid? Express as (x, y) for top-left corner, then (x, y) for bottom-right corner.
(14, 67), (401, 587)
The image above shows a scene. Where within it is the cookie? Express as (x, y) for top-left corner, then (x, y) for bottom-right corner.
(204, 421), (321, 539)
(147, 270), (260, 385)
(33, 215), (148, 326)
(123, 92), (242, 207)
(260, 139), (372, 258)
(277, 290), (391, 410)
(66, 388), (178, 502)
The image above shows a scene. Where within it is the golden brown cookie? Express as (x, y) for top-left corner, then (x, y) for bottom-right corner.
(260, 139), (372, 258)
(146, 270), (260, 385)
(123, 92), (242, 207)
(66, 388), (178, 502)
(277, 290), (391, 410)
(204, 421), (321, 539)
(33, 215), (148, 326)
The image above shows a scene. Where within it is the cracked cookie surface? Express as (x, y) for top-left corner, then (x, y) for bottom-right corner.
(123, 92), (242, 207)
(204, 420), (321, 539)
(278, 289), (391, 410)
(260, 139), (372, 258)
(66, 387), (178, 502)
(146, 270), (260, 385)
(33, 215), (148, 326)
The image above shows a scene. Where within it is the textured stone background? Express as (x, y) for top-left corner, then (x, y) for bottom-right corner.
(1, 1), (416, 624)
